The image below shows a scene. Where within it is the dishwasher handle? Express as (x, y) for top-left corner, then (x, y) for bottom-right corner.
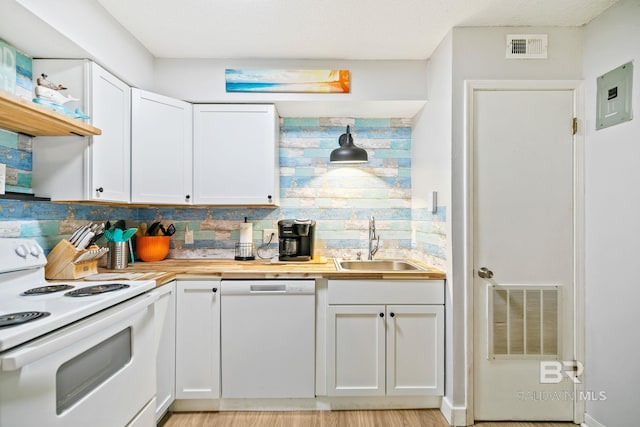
(250, 284), (286, 293)
(221, 280), (315, 295)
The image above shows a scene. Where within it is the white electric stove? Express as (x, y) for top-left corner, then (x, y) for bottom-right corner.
(0, 237), (155, 352)
(0, 238), (158, 427)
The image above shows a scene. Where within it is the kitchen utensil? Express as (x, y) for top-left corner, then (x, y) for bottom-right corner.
(88, 232), (104, 246)
(147, 222), (161, 236)
(165, 224), (176, 236)
(103, 228), (115, 242)
(113, 228), (123, 242)
(74, 223), (100, 250)
(139, 223), (147, 236)
(76, 231), (95, 251)
(74, 247), (109, 263)
(113, 219), (126, 230)
(87, 223), (106, 246)
(69, 223), (92, 246)
(135, 224), (145, 238)
(68, 225), (85, 244)
(122, 228), (138, 242)
(129, 240), (135, 265)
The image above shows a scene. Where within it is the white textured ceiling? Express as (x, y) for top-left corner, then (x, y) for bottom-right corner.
(97, 0), (618, 60)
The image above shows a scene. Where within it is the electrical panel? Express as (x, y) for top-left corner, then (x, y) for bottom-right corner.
(596, 62), (633, 130)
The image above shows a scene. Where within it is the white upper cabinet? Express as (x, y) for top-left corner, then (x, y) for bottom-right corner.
(32, 60), (131, 203)
(131, 89), (193, 204)
(193, 104), (279, 205)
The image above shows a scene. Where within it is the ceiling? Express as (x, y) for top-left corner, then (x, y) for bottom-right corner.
(96, 0), (618, 60)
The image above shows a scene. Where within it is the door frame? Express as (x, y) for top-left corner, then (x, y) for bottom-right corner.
(464, 80), (585, 425)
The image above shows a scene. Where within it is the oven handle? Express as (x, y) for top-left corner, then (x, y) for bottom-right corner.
(0, 292), (159, 372)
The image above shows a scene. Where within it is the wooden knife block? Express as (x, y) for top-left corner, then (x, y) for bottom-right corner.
(45, 239), (99, 280)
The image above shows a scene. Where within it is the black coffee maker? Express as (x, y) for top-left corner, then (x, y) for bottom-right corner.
(278, 219), (316, 261)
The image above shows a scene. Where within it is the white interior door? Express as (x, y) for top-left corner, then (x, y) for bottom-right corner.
(473, 89), (576, 421)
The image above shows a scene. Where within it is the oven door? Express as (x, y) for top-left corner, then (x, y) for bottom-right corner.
(0, 292), (158, 427)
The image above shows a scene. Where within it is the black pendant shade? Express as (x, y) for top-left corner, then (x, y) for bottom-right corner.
(330, 125), (368, 164)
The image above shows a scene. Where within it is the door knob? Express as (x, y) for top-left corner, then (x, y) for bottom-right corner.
(478, 267), (494, 279)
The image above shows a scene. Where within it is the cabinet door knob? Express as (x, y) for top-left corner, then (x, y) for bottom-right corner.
(96, 187), (104, 193)
(379, 312), (384, 318)
(267, 195), (272, 202)
(185, 194), (191, 200)
(390, 312), (395, 318)
(212, 287), (218, 293)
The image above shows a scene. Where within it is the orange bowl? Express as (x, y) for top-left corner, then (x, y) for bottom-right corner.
(136, 236), (171, 262)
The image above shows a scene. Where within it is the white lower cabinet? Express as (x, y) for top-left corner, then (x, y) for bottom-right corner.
(385, 304), (444, 396)
(326, 280), (444, 397)
(150, 282), (176, 421)
(327, 305), (386, 396)
(175, 279), (221, 399)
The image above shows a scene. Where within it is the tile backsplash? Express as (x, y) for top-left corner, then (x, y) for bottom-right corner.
(0, 129), (34, 194)
(0, 117), (446, 269)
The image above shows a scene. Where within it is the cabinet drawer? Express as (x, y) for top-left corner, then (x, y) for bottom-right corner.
(328, 280), (444, 305)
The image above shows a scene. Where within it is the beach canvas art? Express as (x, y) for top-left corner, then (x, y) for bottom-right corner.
(225, 69), (350, 93)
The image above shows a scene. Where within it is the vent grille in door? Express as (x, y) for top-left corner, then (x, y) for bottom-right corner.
(488, 285), (559, 359)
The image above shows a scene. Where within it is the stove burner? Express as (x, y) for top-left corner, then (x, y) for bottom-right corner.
(22, 284), (75, 295)
(64, 283), (130, 297)
(0, 311), (51, 328)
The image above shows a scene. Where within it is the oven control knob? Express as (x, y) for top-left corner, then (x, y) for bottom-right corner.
(15, 245), (28, 258)
(29, 244), (42, 257)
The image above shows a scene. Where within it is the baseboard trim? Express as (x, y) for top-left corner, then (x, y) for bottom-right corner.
(173, 396), (442, 412)
(582, 413), (606, 427)
(440, 397), (467, 426)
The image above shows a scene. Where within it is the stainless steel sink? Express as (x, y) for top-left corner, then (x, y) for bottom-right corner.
(335, 259), (425, 272)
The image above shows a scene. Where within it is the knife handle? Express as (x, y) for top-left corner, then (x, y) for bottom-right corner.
(76, 232), (95, 251)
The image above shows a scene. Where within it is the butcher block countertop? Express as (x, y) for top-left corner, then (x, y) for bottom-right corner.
(104, 258), (445, 286)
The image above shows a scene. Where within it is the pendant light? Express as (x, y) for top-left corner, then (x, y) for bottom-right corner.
(329, 125), (368, 164)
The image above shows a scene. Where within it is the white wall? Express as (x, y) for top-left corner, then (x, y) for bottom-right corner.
(449, 26), (584, 425)
(412, 30), (457, 419)
(13, 0), (155, 88)
(583, 1), (640, 425)
(0, 0), (86, 59)
(153, 58), (428, 102)
(0, 1), (429, 118)
(153, 58), (429, 118)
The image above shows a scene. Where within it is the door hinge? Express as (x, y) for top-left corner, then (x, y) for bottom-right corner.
(572, 117), (578, 135)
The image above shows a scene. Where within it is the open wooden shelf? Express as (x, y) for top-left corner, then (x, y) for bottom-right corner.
(0, 89), (101, 137)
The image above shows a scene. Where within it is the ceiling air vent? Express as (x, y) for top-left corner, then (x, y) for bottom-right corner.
(506, 34), (548, 59)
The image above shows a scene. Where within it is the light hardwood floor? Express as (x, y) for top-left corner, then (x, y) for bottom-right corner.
(159, 410), (577, 427)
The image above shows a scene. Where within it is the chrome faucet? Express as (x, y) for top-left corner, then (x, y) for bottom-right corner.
(368, 216), (380, 260)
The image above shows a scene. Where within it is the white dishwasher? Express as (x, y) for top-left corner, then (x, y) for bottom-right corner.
(220, 279), (315, 398)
